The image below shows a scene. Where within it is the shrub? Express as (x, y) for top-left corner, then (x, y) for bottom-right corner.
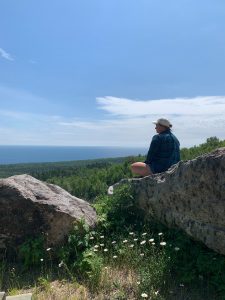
(94, 183), (145, 232)
(18, 236), (45, 269)
(78, 249), (103, 291)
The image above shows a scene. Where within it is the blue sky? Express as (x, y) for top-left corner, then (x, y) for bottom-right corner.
(0, 0), (225, 147)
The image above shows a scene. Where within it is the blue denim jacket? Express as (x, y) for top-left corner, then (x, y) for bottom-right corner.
(145, 129), (180, 174)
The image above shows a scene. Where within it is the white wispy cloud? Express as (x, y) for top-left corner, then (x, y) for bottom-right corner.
(60, 96), (225, 147)
(97, 96), (225, 146)
(0, 48), (14, 61)
(96, 96), (225, 116)
(0, 94), (224, 147)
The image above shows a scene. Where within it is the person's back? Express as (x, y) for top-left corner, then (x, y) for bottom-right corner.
(145, 129), (180, 173)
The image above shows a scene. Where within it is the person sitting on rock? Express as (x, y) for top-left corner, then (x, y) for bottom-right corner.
(131, 118), (180, 177)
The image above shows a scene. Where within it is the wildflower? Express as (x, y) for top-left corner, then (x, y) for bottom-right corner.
(158, 232), (163, 236)
(123, 239), (128, 243)
(90, 236), (94, 240)
(160, 242), (167, 246)
(104, 267), (108, 270)
(142, 232), (147, 236)
(100, 235), (104, 239)
(141, 293), (148, 298)
(100, 244), (104, 247)
(152, 242), (155, 245)
(154, 290), (159, 295)
(140, 253), (144, 257)
(140, 240), (146, 245)
(46, 248), (51, 251)
(94, 245), (99, 248)
(40, 258), (44, 262)
(113, 255), (118, 259)
(104, 248), (108, 252)
(94, 249), (98, 252)
(112, 241), (116, 244)
(129, 244), (134, 248)
(134, 238), (138, 242)
(174, 247), (180, 251)
(129, 232), (134, 235)
(149, 238), (154, 242)
(179, 283), (184, 287)
(58, 261), (63, 268)
(137, 281), (140, 285)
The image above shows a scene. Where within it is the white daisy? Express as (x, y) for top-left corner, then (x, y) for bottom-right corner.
(141, 293), (148, 298)
(160, 242), (166, 246)
(58, 261), (63, 267)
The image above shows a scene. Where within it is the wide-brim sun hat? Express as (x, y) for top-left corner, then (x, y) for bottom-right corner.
(152, 118), (172, 128)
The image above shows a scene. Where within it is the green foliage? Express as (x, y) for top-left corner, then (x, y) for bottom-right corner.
(140, 223), (225, 295)
(94, 184), (145, 232)
(0, 260), (6, 289)
(78, 250), (103, 291)
(18, 236), (45, 269)
(169, 232), (225, 292)
(57, 219), (104, 290)
(138, 252), (170, 300)
(36, 276), (51, 292)
(46, 160), (133, 202)
(0, 156), (127, 178)
(58, 219), (93, 269)
(180, 136), (225, 160)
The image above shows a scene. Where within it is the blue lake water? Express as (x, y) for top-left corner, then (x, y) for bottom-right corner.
(0, 146), (147, 165)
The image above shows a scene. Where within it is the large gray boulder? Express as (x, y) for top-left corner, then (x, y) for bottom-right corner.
(112, 148), (225, 255)
(0, 174), (97, 250)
